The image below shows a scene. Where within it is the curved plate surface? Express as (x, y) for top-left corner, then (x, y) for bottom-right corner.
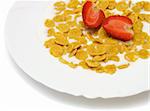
(5, 1), (150, 98)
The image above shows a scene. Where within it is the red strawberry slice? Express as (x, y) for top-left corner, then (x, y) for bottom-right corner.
(102, 15), (134, 41)
(82, 1), (105, 28)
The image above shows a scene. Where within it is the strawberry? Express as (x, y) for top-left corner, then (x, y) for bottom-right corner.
(102, 15), (134, 41)
(82, 1), (105, 28)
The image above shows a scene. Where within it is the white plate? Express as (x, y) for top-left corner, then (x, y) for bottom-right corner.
(5, 1), (150, 98)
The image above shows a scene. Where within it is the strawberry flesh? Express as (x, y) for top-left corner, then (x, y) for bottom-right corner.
(82, 1), (105, 28)
(102, 15), (134, 41)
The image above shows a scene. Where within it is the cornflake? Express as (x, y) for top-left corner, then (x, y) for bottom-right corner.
(68, 28), (82, 39)
(45, 19), (55, 28)
(93, 55), (106, 62)
(132, 2), (144, 13)
(104, 64), (116, 74)
(116, 1), (129, 11)
(56, 23), (69, 32)
(50, 44), (64, 57)
(86, 60), (100, 68)
(118, 63), (129, 69)
(138, 49), (149, 59)
(143, 2), (150, 11)
(47, 28), (55, 36)
(55, 36), (68, 46)
(44, 39), (55, 48)
(75, 49), (88, 60)
(97, 0), (109, 11)
(108, 0), (116, 10)
(133, 20), (143, 33)
(53, 15), (64, 22)
(67, 0), (80, 9)
(79, 61), (89, 69)
(54, 1), (66, 11)
(125, 52), (138, 62)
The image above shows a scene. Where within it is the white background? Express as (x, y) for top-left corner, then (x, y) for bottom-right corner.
(0, 0), (150, 111)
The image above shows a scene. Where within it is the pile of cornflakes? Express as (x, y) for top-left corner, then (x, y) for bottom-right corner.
(44, 0), (150, 74)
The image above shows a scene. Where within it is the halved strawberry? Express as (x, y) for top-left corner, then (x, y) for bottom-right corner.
(102, 15), (134, 41)
(82, 1), (105, 28)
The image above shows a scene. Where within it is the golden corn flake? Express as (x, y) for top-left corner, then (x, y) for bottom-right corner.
(67, 42), (81, 53)
(68, 62), (78, 68)
(104, 10), (114, 18)
(69, 48), (77, 57)
(59, 57), (69, 65)
(97, 0), (109, 11)
(118, 44), (127, 54)
(138, 49), (149, 59)
(56, 23), (69, 32)
(54, 1), (66, 11)
(54, 32), (64, 38)
(126, 44), (137, 52)
(138, 14), (150, 23)
(74, 7), (82, 14)
(94, 38), (105, 44)
(118, 63), (129, 69)
(143, 2), (150, 11)
(109, 55), (120, 62)
(47, 28), (55, 36)
(104, 64), (116, 74)
(136, 1), (145, 7)
(91, 65), (103, 71)
(53, 15), (65, 22)
(63, 10), (74, 15)
(67, 21), (77, 27)
(67, 0), (80, 9)
(133, 20), (143, 33)
(132, 2), (144, 13)
(79, 61), (89, 69)
(68, 28), (82, 39)
(54, 1), (65, 7)
(98, 27), (108, 37)
(107, 46), (119, 55)
(96, 66), (104, 73)
(125, 52), (138, 62)
(108, 0), (116, 10)
(133, 32), (146, 45)
(93, 55), (106, 62)
(144, 14), (150, 23)
(55, 36), (68, 46)
(128, 13), (139, 23)
(87, 44), (107, 56)
(65, 16), (72, 22)
(142, 43), (150, 49)
(44, 39), (55, 48)
(105, 38), (119, 45)
(45, 19), (55, 28)
(77, 36), (87, 44)
(116, 1), (129, 11)
(86, 33), (95, 41)
(86, 60), (100, 68)
(123, 9), (132, 16)
(75, 49), (88, 60)
(50, 44), (64, 57)
(59, 57), (78, 68)
(139, 14), (145, 21)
